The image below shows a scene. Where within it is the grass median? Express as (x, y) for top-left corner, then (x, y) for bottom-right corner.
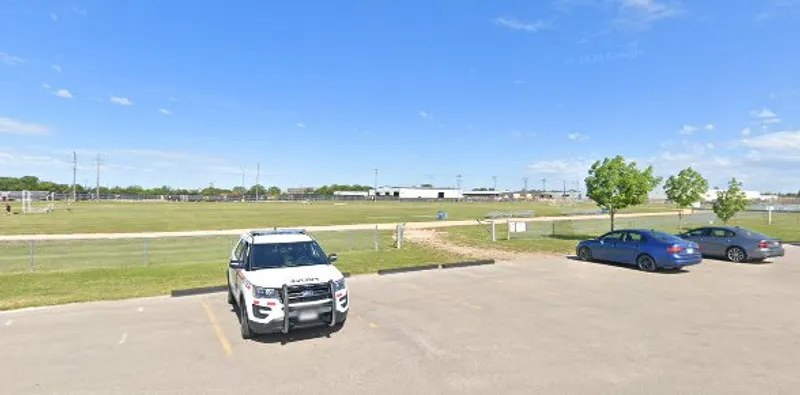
(0, 232), (469, 310)
(442, 211), (800, 255)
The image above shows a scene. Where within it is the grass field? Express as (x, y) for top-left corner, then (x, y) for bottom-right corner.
(443, 211), (800, 255)
(0, 232), (468, 310)
(0, 200), (674, 235)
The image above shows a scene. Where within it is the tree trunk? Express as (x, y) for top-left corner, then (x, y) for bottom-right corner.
(610, 210), (616, 231)
(678, 211), (683, 232)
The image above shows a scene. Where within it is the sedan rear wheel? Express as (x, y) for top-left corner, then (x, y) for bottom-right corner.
(727, 247), (747, 263)
(637, 255), (657, 272)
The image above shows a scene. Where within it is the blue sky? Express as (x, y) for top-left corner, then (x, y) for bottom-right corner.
(1, 0), (799, 193)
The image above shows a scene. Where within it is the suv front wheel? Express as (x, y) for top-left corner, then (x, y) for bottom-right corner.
(239, 298), (254, 340)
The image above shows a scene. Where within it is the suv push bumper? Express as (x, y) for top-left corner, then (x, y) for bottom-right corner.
(250, 280), (347, 335)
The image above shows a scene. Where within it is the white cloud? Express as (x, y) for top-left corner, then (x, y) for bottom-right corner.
(0, 118), (50, 135)
(41, 83), (51, 90)
(613, 0), (684, 30)
(0, 152), (63, 167)
(158, 109), (172, 116)
(168, 96), (178, 102)
(741, 127), (751, 136)
(527, 158), (596, 177)
(751, 107), (777, 118)
(53, 89), (73, 99)
(50, 13), (58, 21)
(762, 117), (781, 124)
(51, 65), (62, 73)
(679, 124), (699, 135)
(705, 143), (715, 149)
(704, 123), (714, 130)
(296, 122), (306, 129)
(72, 7), (88, 16)
(418, 111), (431, 119)
(110, 96), (133, 106)
(741, 130), (800, 151)
(493, 17), (551, 33)
(0, 52), (25, 65)
(567, 132), (589, 141)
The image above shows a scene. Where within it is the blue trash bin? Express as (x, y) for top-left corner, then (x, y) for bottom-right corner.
(437, 211), (448, 220)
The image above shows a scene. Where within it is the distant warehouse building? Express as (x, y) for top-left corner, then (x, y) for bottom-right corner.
(700, 189), (776, 202)
(370, 186), (463, 200)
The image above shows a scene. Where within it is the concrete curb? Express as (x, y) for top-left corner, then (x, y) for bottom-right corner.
(440, 260), (495, 269)
(377, 264), (441, 275)
(170, 285), (227, 297)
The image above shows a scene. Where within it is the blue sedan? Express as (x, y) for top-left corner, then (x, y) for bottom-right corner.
(576, 229), (703, 272)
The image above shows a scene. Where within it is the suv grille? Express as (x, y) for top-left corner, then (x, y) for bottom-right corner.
(286, 283), (331, 303)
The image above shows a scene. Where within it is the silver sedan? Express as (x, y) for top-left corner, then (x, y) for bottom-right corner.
(677, 226), (785, 263)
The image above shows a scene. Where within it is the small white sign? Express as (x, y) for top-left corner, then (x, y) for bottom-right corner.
(509, 221), (527, 233)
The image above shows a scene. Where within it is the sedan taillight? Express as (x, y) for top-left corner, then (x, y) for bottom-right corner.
(667, 245), (684, 254)
(758, 240), (771, 249)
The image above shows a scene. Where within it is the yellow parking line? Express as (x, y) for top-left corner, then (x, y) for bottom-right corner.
(369, 322), (378, 328)
(463, 302), (482, 310)
(201, 300), (233, 356)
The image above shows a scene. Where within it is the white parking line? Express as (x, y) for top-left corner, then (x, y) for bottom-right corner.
(137, 307), (144, 313)
(4, 320), (13, 326)
(119, 333), (128, 345)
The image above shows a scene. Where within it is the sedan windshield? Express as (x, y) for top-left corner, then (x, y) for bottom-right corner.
(250, 241), (329, 270)
(648, 231), (685, 244)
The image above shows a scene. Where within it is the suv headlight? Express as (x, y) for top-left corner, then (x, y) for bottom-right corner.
(333, 278), (346, 291)
(252, 286), (280, 299)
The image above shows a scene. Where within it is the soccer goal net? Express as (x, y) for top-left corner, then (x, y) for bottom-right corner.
(21, 191), (55, 214)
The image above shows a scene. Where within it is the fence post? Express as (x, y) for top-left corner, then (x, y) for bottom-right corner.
(144, 239), (149, 266)
(491, 220), (496, 242)
(552, 221), (556, 237)
(29, 240), (35, 272)
(374, 225), (379, 251)
(768, 206), (773, 225)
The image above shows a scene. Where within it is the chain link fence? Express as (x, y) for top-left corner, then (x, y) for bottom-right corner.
(488, 210), (800, 241)
(0, 226), (408, 274)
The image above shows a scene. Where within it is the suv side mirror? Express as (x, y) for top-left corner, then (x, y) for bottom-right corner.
(328, 253), (338, 263)
(229, 259), (245, 269)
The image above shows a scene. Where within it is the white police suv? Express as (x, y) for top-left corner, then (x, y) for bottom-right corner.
(226, 229), (349, 339)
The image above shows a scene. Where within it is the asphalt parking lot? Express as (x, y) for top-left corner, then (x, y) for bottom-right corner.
(1, 246), (799, 395)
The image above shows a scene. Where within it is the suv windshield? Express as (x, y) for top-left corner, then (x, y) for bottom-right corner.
(249, 241), (329, 270)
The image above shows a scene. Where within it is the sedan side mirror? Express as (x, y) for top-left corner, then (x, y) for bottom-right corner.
(328, 253), (338, 263)
(229, 259), (245, 269)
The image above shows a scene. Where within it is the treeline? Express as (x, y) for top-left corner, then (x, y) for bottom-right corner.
(0, 176), (372, 196)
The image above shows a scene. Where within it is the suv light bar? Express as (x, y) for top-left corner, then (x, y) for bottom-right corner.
(249, 228), (306, 237)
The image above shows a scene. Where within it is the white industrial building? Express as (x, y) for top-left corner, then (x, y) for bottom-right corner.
(701, 189), (775, 202)
(370, 186), (463, 200)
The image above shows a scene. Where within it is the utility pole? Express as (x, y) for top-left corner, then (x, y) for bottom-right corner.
(95, 153), (103, 202)
(563, 180), (567, 197)
(456, 174), (462, 190)
(492, 176), (498, 191)
(255, 162), (260, 201)
(541, 178), (547, 193)
(71, 151), (77, 202)
(240, 166), (246, 202)
(373, 168), (378, 201)
(523, 177), (529, 193)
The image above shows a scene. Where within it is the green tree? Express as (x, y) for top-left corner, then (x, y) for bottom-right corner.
(267, 186), (282, 196)
(712, 177), (749, 224)
(585, 155), (662, 231)
(663, 167), (709, 230)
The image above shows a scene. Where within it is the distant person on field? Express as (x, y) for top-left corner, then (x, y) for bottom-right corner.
(5, 203), (11, 215)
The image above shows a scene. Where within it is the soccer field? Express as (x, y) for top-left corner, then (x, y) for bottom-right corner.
(0, 200), (673, 235)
